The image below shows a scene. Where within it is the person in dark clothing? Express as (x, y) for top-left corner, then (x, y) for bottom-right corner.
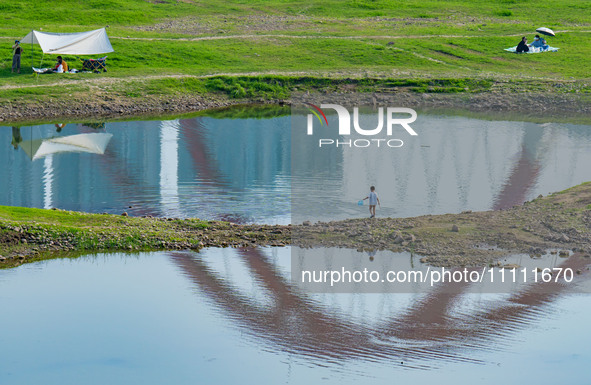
(12, 40), (23, 73)
(11, 126), (22, 149)
(516, 36), (529, 53)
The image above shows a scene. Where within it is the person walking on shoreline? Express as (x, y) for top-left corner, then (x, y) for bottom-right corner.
(362, 186), (381, 218)
(12, 40), (23, 73)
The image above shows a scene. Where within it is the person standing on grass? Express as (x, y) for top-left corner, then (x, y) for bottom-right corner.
(362, 186), (381, 218)
(12, 40), (22, 73)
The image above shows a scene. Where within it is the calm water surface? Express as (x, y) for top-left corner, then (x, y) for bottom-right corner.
(1, 117), (291, 224)
(0, 249), (589, 384)
(1, 110), (591, 383)
(2, 114), (591, 223)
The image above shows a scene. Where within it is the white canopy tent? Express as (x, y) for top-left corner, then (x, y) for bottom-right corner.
(21, 28), (114, 55)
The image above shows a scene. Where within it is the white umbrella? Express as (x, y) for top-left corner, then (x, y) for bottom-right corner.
(20, 133), (113, 160)
(536, 27), (555, 36)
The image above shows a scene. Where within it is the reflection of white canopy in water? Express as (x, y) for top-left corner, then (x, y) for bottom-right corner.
(20, 133), (113, 160)
(20, 28), (114, 55)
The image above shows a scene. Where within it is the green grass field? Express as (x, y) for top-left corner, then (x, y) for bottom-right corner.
(0, 0), (589, 108)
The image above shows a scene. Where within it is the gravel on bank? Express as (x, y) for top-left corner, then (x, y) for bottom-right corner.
(2, 183), (591, 269)
(1, 85), (590, 125)
(294, 182), (591, 267)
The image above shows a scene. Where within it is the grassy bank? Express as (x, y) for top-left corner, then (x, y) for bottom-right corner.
(0, 206), (289, 269)
(0, 0), (590, 120)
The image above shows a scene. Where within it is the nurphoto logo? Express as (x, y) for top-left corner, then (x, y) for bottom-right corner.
(305, 103), (418, 148)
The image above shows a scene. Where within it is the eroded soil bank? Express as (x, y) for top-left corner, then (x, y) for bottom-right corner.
(295, 182), (591, 267)
(1, 79), (590, 125)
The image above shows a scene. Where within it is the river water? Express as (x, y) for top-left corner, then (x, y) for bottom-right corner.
(2, 112), (591, 223)
(0, 249), (589, 384)
(1, 108), (590, 383)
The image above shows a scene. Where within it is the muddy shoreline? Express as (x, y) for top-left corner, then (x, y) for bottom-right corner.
(2, 183), (591, 269)
(295, 183), (591, 267)
(0, 94), (242, 125)
(1, 89), (590, 125)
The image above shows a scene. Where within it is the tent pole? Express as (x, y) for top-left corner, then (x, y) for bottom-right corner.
(30, 29), (33, 70)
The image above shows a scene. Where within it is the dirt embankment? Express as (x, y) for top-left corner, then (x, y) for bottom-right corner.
(295, 182), (591, 267)
(0, 93), (243, 124)
(2, 183), (591, 269)
(1, 81), (590, 124)
(295, 91), (591, 122)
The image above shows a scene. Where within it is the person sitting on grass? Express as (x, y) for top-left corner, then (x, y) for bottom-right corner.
(530, 35), (548, 51)
(53, 56), (68, 73)
(37, 56), (70, 74)
(516, 36), (529, 53)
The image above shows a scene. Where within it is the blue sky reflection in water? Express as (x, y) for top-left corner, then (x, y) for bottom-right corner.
(2, 114), (591, 224)
(0, 248), (590, 385)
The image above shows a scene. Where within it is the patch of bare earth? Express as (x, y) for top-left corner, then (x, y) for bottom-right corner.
(294, 183), (591, 267)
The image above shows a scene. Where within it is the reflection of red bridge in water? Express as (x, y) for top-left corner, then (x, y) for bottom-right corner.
(86, 118), (250, 221)
(82, 115), (547, 220)
(69, 119), (587, 366)
(169, 248), (590, 369)
(493, 143), (540, 210)
(178, 117), (548, 216)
